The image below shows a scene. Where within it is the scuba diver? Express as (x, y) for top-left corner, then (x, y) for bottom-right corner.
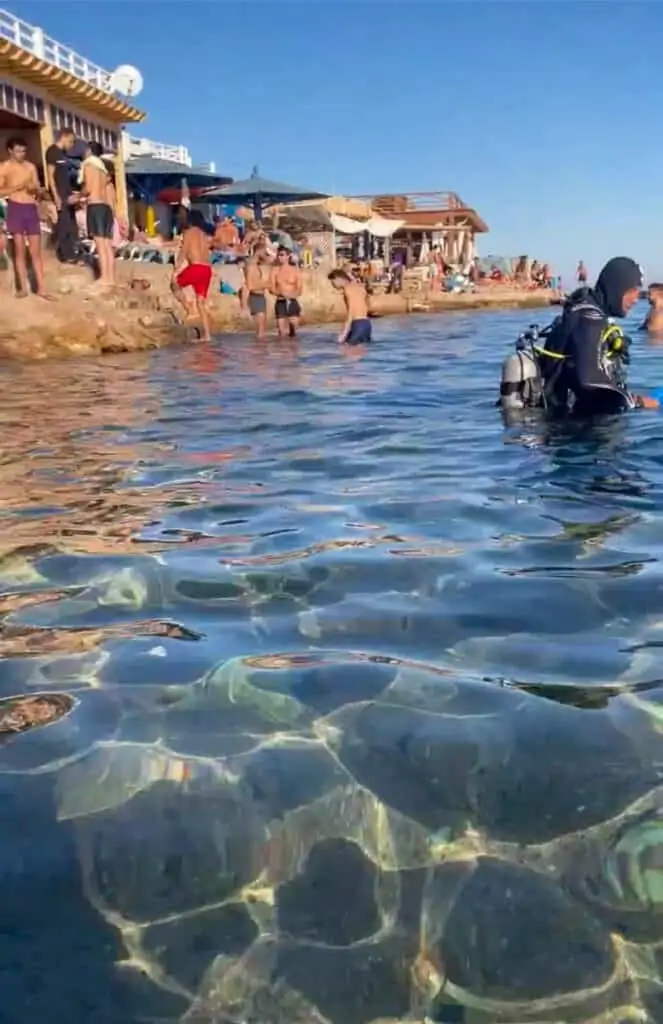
(499, 257), (660, 415)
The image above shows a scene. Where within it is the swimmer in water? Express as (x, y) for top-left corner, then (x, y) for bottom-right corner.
(171, 210), (213, 342)
(642, 283), (663, 334)
(270, 246), (303, 337)
(328, 269), (372, 345)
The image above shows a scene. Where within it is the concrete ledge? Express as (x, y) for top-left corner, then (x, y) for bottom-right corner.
(0, 257), (557, 361)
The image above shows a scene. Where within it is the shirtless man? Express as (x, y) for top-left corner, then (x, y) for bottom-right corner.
(328, 269), (372, 345)
(643, 284), (663, 334)
(0, 137), (46, 297)
(241, 221), (265, 255)
(270, 247), (303, 337)
(211, 215), (239, 252)
(243, 245), (272, 340)
(171, 210), (213, 341)
(81, 141), (115, 286)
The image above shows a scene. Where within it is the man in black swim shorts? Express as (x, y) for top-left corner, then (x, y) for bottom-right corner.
(243, 245), (272, 339)
(81, 141), (115, 285)
(270, 246), (303, 337)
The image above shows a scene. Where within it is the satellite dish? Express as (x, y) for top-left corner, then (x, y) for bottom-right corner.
(109, 65), (144, 98)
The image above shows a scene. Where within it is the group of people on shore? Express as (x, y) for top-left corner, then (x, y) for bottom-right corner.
(0, 127), (120, 297)
(172, 211), (306, 343)
(173, 210), (371, 345)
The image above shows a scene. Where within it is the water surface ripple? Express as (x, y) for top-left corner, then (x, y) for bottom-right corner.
(4, 309), (663, 1022)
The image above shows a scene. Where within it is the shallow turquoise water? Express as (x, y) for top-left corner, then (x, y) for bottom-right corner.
(3, 306), (663, 1022)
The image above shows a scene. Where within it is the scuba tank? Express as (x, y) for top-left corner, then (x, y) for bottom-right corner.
(497, 311), (632, 414)
(498, 325), (546, 410)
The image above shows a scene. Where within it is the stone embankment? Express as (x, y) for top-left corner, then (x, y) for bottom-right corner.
(0, 255), (557, 361)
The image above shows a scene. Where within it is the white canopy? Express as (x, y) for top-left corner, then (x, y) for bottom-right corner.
(366, 215), (404, 237)
(329, 213), (404, 237)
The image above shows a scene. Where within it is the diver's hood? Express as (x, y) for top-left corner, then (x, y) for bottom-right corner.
(594, 257), (643, 318)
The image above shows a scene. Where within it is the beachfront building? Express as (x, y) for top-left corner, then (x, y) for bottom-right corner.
(121, 129), (225, 237)
(359, 191), (489, 268)
(121, 131), (216, 174)
(0, 6), (144, 218)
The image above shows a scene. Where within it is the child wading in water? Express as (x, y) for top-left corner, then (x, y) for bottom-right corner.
(171, 210), (213, 341)
(328, 269), (372, 344)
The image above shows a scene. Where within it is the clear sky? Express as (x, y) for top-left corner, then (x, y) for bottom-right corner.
(10, 1), (660, 281)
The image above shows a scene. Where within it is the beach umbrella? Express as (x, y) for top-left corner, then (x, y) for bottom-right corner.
(198, 166), (327, 222)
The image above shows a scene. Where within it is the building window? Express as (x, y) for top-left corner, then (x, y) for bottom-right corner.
(47, 103), (118, 153)
(0, 82), (46, 122)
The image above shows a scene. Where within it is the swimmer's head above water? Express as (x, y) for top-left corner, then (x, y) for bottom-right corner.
(642, 283), (663, 334)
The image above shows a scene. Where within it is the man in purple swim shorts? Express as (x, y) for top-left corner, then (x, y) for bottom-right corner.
(0, 136), (47, 297)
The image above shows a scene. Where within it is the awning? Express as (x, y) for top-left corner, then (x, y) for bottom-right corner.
(330, 213), (365, 234)
(329, 213), (404, 236)
(365, 215), (404, 238)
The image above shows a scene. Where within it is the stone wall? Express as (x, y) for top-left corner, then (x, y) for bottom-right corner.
(0, 251), (556, 361)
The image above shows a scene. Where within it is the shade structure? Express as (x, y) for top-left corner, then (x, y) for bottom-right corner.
(273, 204), (333, 231)
(125, 157), (232, 204)
(199, 169), (328, 222)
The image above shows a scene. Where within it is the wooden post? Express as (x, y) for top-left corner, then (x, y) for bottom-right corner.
(113, 143), (129, 222)
(39, 104), (54, 171)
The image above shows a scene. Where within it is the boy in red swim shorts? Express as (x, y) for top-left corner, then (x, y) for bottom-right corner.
(171, 210), (213, 341)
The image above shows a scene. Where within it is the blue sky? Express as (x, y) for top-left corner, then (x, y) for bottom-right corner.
(11, 1), (661, 281)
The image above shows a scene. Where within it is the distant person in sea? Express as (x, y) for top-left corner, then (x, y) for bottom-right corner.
(270, 246), (303, 337)
(80, 141), (115, 287)
(171, 209), (213, 342)
(577, 260), (588, 285)
(46, 128), (82, 265)
(328, 269), (372, 345)
(536, 257), (658, 413)
(243, 244), (272, 340)
(641, 283), (663, 334)
(0, 136), (48, 298)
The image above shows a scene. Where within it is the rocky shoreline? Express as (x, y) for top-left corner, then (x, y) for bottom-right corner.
(0, 257), (557, 361)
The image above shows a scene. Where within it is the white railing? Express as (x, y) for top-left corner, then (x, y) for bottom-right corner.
(0, 7), (113, 92)
(122, 134), (217, 173)
(135, 141), (191, 166)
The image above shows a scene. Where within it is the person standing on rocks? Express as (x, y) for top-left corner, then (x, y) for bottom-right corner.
(80, 141), (115, 288)
(0, 136), (48, 297)
(171, 210), (213, 342)
(45, 128), (82, 265)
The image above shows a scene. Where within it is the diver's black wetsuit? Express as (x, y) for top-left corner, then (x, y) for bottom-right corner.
(540, 258), (643, 415)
